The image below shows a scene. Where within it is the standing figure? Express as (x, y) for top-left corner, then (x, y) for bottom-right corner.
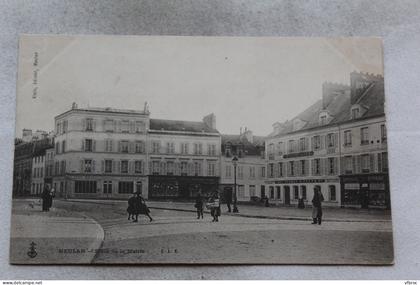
(311, 186), (324, 225)
(224, 188), (232, 213)
(41, 185), (51, 212)
(209, 191), (221, 222)
(194, 193), (204, 219)
(48, 187), (55, 209)
(127, 193), (138, 221)
(136, 193), (153, 222)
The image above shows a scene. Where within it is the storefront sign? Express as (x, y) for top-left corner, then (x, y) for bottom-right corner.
(283, 151), (314, 159)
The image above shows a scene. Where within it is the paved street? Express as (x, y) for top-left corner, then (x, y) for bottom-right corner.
(10, 198), (394, 264)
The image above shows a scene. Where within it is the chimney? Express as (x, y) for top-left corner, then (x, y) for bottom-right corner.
(350, 71), (383, 104)
(22, 129), (33, 142)
(72, 102), (78, 109)
(243, 128), (253, 143)
(203, 113), (216, 130)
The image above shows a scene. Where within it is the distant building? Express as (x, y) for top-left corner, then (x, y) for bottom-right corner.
(265, 72), (389, 209)
(220, 128), (266, 202)
(52, 104), (221, 199)
(31, 151), (46, 195)
(44, 148), (55, 191)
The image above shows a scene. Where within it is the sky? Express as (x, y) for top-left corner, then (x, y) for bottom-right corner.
(15, 36), (383, 137)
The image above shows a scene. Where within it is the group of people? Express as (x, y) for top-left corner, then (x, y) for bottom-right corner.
(41, 185), (55, 212)
(127, 192), (153, 223)
(194, 191), (221, 222)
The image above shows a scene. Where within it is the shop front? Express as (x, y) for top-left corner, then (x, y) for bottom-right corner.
(339, 173), (390, 209)
(148, 175), (219, 200)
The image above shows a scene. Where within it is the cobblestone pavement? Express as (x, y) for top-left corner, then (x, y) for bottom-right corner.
(55, 199), (393, 264)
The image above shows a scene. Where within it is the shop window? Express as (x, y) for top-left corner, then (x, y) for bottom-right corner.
(118, 181), (133, 194)
(300, 185), (307, 200)
(329, 185), (336, 201)
(293, 186), (299, 199)
(75, 181), (97, 194)
(276, 186), (281, 199)
(269, 186), (275, 199)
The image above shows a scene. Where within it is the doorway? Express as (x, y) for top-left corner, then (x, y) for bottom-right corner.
(284, 186), (290, 205)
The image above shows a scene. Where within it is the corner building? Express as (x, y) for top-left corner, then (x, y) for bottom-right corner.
(265, 72), (389, 209)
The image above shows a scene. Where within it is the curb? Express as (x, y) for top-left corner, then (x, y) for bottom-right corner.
(65, 199), (390, 223)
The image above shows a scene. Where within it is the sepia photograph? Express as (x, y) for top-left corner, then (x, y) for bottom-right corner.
(10, 35), (393, 264)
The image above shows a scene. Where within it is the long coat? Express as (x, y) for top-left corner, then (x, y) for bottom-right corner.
(312, 192), (324, 218)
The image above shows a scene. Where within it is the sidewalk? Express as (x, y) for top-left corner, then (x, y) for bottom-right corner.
(66, 198), (392, 222)
(10, 199), (104, 264)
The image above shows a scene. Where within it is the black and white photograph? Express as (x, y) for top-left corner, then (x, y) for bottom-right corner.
(10, 35), (393, 264)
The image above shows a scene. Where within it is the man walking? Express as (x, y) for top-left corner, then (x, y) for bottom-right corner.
(311, 186), (324, 225)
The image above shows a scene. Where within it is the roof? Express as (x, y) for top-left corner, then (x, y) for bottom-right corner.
(55, 107), (149, 119)
(221, 134), (265, 155)
(149, 119), (219, 134)
(269, 77), (385, 138)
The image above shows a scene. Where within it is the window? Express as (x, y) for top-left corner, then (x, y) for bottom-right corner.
(135, 160), (143, 174)
(249, 185), (256, 197)
(313, 136), (321, 150)
(118, 181), (133, 194)
(261, 166), (266, 178)
(320, 115), (327, 125)
(328, 157), (335, 175)
(269, 186), (275, 199)
(167, 142), (175, 154)
(121, 160), (129, 173)
(276, 186), (281, 200)
(136, 181), (142, 193)
(361, 154), (370, 172)
(60, 161), (65, 175)
(249, 166), (255, 179)
(293, 186), (299, 199)
(268, 143), (275, 159)
(238, 166), (244, 179)
(344, 130), (352, 146)
(75, 181), (97, 194)
(104, 119), (114, 132)
(85, 139), (93, 152)
(181, 143), (189, 154)
(313, 159), (321, 175)
(193, 162), (202, 176)
(86, 118), (93, 131)
(299, 138), (306, 151)
(300, 185), (307, 200)
(381, 152), (388, 171)
(208, 144), (216, 156)
(326, 133), (335, 148)
(288, 140), (296, 153)
(121, 120), (129, 133)
(152, 161), (160, 175)
(351, 107), (360, 119)
(135, 121), (145, 133)
(361, 127), (369, 145)
(55, 161), (60, 175)
(135, 141), (144, 153)
(194, 143), (203, 155)
(225, 144), (232, 157)
(238, 186), (245, 198)
(225, 165), (232, 178)
(381, 124), (387, 142)
(55, 142), (60, 154)
(345, 156), (353, 174)
(278, 162), (283, 177)
(61, 140), (66, 153)
(152, 141), (160, 154)
(103, 181), (112, 194)
(105, 139), (113, 152)
(167, 161), (174, 175)
(268, 163), (274, 178)
(277, 142), (284, 155)
(181, 161), (188, 176)
(120, 141), (129, 153)
(207, 162), (215, 176)
(84, 159), (92, 173)
(289, 161), (295, 176)
(105, 160), (113, 173)
(329, 185), (336, 201)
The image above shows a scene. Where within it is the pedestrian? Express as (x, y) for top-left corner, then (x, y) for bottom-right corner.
(127, 193), (137, 221)
(194, 193), (204, 219)
(41, 185), (50, 212)
(224, 188), (232, 213)
(49, 187), (55, 209)
(136, 193), (153, 222)
(208, 191), (221, 222)
(311, 186), (324, 225)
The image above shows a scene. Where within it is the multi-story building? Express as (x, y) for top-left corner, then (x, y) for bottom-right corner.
(53, 103), (220, 200)
(53, 103), (150, 199)
(219, 128), (266, 202)
(13, 134), (53, 197)
(44, 147), (55, 191)
(31, 151), (46, 195)
(265, 72), (389, 209)
(147, 114), (221, 199)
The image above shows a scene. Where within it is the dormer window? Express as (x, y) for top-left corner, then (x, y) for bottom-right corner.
(318, 111), (330, 126)
(320, 115), (327, 125)
(351, 106), (360, 119)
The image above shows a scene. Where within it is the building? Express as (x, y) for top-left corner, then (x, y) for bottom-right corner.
(53, 103), (150, 199)
(265, 72), (389, 209)
(147, 114), (221, 199)
(31, 150), (46, 195)
(53, 103), (221, 200)
(44, 147), (55, 191)
(219, 128), (266, 202)
(13, 134), (53, 197)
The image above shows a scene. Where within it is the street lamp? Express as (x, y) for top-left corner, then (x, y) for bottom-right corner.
(232, 156), (239, 213)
